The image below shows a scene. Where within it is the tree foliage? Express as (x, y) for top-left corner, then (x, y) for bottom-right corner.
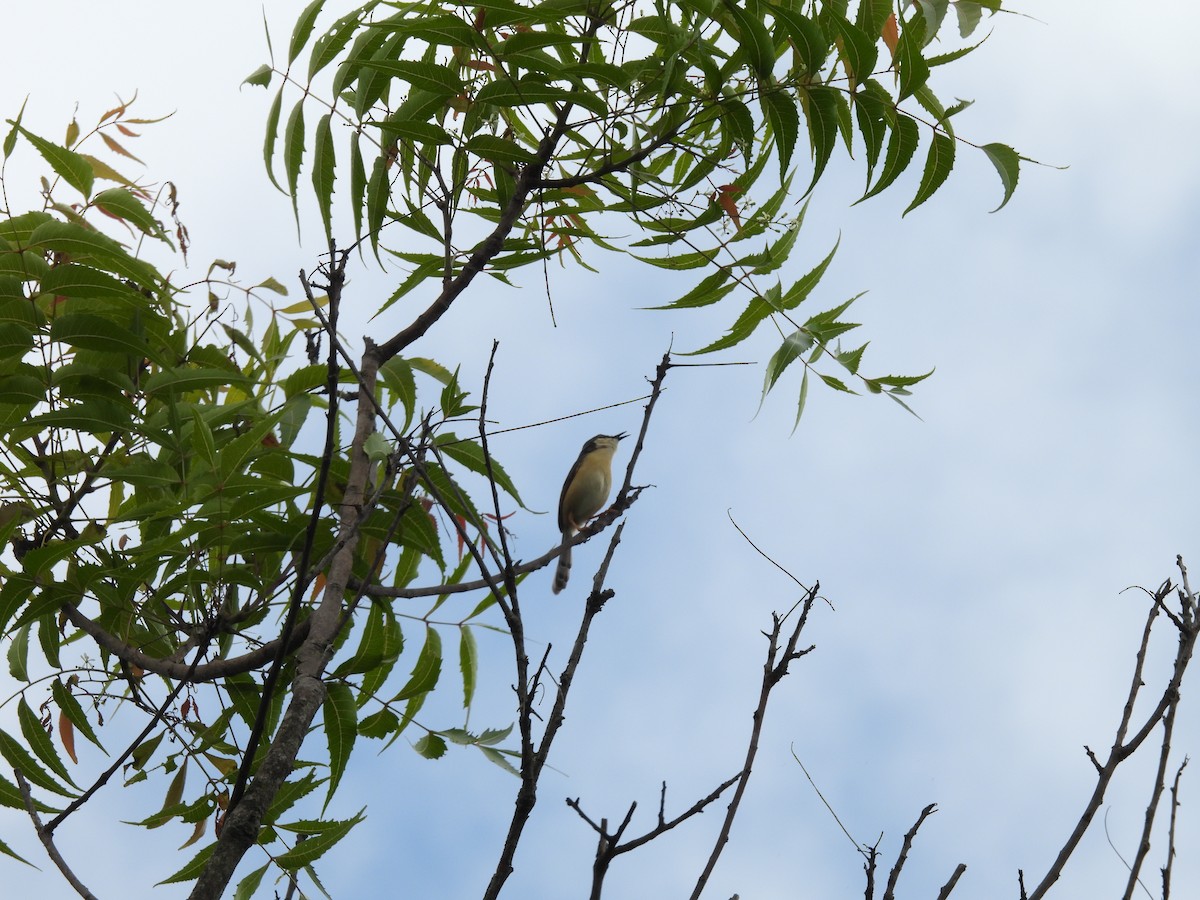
(0, 1), (1069, 898)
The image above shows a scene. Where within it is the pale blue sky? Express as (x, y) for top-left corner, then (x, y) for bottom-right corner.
(1, 2), (1198, 898)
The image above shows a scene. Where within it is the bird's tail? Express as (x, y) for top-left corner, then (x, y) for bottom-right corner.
(552, 539), (572, 594)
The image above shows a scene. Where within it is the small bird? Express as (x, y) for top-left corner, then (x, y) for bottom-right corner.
(553, 432), (626, 594)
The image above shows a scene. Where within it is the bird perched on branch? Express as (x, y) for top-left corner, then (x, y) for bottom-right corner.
(553, 432), (626, 594)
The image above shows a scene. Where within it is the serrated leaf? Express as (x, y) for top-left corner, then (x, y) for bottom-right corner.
(856, 114), (919, 204)
(762, 330), (815, 404)
(289, 0), (326, 65)
(761, 91), (799, 178)
(393, 626), (441, 702)
(284, 99), (306, 225)
(0, 729), (75, 797)
(322, 681), (356, 811)
(799, 85), (839, 197)
(313, 113), (336, 243)
(263, 87), (286, 192)
(7, 622), (29, 680)
(234, 864), (269, 900)
(18, 698), (76, 786)
(896, 17), (930, 100)
(3, 98), (27, 159)
(460, 625), (477, 709)
(351, 59), (464, 95)
(14, 126), (94, 198)
(0, 834), (33, 867)
(904, 130), (955, 215)
(725, 0), (775, 79)
(158, 842), (215, 884)
(414, 733), (447, 759)
(242, 64), (273, 88)
(435, 434), (525, 507)
(774, 7), (828, 74)
(275, 812), (365, 870)
(793, 368), (810, 433)
(982, 142), (1020, 211)
(52, 680), (104, 752)
(833, 17), (878, 87)
(92, 188), (169, 241)
(645, 269), (736, 310)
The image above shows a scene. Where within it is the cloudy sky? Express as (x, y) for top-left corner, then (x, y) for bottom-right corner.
(2, 1), (1198, 898)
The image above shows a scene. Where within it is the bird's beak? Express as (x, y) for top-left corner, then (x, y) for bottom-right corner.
(614, 432), (629, 441)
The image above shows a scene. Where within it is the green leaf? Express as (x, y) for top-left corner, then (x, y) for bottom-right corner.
(780, 237), (839, 310)
(13, 126), (94, 198)
(761, 329), (814, 403)
(284, 99), (306, 223)
(833, 17), (877, 87)
(7, 623), (29, 680)
(234, 864), (269, 900)
(29, 219), (162, 289)
(761, 91), (799, 178)
(144, 366), (249, 396)
(275, 812), (365, 870)
(460, 625), (477, 709)
(687, 283), (783, 356)
(896, 16), (930, 100)
(242, 64), (273, 88)
(645, 268), (736, 310)
(0, 834), (33, 867)
(853, 81), (892, 185)
(475, 78), (607, 117)
(724, 0), (775, 79)
(289, 0), (326, 65)
(856, 114), (919, 204)
(263, 87), (286, 192)
(48, 313), (153, 360)
(414, 733), (447, 759)
(3, 98), (28, 159)
(799, 85), (839, 197)
(158, 842), (215, 884)
(18, 698), (76, 786)
(392, 626), (442, 702)
(0, 729), (75, 797)
(313, 113), (336, 242)
(351, 59), (464, 95)
(904, 130), (955, 215)
(793, 368), (810, 432)
(92, 188), (169, 241)
(467, 134), (538, 167)
(322, 681), (357, 811)
(774, 7), (828, 75)
(52, 679), (104, 752)
(982, 142), (1020, 211)
(435, 434), (525, 506)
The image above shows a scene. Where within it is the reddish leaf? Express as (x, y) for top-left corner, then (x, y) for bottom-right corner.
(882, 13), (899, 57)
(59, 710), (78, 764)
(101, 132), (144, 164)
(715, 184), (743, 229)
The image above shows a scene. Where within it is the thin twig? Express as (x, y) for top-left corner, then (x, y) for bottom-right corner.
(690, 583), (819, 900)
(791, 747), (859, 850)
(1161, 756), (1188, 900)
(15, 769), (100, 900)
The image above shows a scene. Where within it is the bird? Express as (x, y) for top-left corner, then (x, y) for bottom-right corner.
(552, 432), (626, 594)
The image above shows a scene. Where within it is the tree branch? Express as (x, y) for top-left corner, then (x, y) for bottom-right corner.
(15, 768), (100, 900)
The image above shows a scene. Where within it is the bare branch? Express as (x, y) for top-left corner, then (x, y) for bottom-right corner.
(882, 803), (937, 900)
(1162, 756), (1188, 900)
(936, 863), (967, 900)
(15, 769), (100, 900)
(689, 582), (819, 900)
